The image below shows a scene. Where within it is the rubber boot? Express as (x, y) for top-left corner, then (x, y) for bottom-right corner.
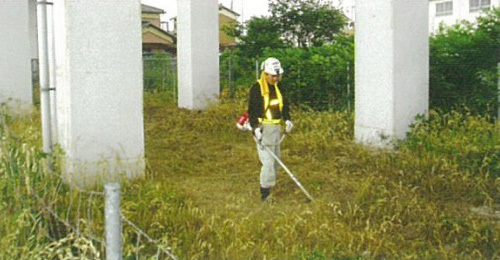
(260, 187), (270, 201)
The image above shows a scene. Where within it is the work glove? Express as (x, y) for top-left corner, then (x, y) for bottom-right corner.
(254, 127), (263, 141)
(285, 120), (294, 133)
(244, 122), (252, 131)
(236, 121), (252, 131)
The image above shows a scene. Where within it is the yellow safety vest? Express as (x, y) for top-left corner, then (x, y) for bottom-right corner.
(258, 71), (283, 124)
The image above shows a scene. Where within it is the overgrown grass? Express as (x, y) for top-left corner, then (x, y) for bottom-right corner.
(0, 105), (105, 259)
(1, 92), (500, 259)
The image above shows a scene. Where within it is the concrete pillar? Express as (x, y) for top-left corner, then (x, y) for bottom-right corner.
(0, 0), (33, 107)
(355, 0), (429, 147)
(177, 0), (220, 110)
(52, 1), (145, 185)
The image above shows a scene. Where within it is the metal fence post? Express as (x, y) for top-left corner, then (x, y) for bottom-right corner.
(105, 183), (122, 260)
(228, 57), (234, 98)
(171, 58), (178, 103)
(347, 63), (351, 113)
(162, 58), (166, 92)
(497, 62), (500, 120)
(255, 60), (259, 81)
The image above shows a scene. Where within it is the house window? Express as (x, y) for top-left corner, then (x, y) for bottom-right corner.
(470, 0), (491, 12)
(436, 1), (453, 16)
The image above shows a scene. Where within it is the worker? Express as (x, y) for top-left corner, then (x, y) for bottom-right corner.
(248, 57), (293, 201)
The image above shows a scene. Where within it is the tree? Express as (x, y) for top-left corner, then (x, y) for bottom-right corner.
(221, 17), (285, 88)
(224, 16), (284, 59)
(269, 0), (347, 48)
(429, 7), (500, 115)
(220, 0), (349, 91)
(225, 0), (347, 51)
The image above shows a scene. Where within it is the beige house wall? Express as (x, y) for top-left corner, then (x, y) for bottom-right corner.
(219, 13), (237, 46)
(142, 12), (161, 27)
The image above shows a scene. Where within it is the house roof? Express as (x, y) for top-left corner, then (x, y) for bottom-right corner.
(169, 4), (239, 21)
(141, 4), (165, 14)
(142, 21), (176, 40)
(219, 4), (240, 17)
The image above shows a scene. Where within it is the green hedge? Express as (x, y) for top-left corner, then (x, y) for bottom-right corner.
(220, 8), (500, 114)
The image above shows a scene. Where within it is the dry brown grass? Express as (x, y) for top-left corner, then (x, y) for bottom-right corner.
(133, 92), (500, 259)
(1, 92), (500, 259)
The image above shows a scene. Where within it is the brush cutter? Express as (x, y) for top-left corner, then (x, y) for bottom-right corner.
(255, 135), (314, 202)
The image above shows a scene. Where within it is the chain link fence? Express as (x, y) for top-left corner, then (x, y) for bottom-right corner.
(143, 56), (178, 101)
(32, 51), (499, 116)
(33, 54), (355, 113)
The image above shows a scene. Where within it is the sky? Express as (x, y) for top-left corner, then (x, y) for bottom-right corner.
(141, 0), (271, 25)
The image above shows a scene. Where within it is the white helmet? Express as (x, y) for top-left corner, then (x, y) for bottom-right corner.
(261, 57), (284, 75)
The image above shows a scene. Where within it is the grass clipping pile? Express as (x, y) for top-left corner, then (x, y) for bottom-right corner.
(140, 93), (500, 260)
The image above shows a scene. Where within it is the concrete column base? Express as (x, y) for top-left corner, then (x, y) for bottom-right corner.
(53, 1), (145, 186)
(355, 0), (429, 147)
(177, 0), (220, 110)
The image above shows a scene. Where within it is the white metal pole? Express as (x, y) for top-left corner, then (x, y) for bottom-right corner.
(48, 3), (58, 143)
(105, 183), (122, 260)
(36, 0), (53, 154)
